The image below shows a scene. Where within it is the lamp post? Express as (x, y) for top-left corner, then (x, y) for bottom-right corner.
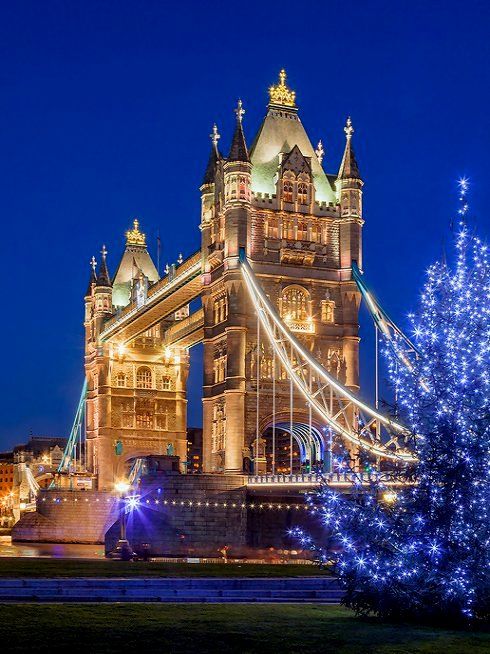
(109, 479), (135, 561)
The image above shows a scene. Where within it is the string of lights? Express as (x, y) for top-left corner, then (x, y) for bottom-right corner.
(40, 495), (320, 512)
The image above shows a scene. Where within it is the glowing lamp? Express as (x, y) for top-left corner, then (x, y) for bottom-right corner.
(382, 491), (398, 504)
(115, 480), (130, 495)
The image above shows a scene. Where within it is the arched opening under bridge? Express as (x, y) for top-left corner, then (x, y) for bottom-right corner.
(261, 422), (332, 475)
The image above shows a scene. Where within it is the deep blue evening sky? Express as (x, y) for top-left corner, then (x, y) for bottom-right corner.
(0, 0), (489, 449)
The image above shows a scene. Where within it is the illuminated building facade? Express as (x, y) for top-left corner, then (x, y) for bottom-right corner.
(83, 71), (362, 489)
(200, 71), (362, 474)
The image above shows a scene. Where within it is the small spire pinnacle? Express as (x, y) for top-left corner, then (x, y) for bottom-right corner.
(165, 263), (170, 275)
(228, 101), (249, 162)
(210, 123), (220, 150)
(315, 140), (325, 165)
(344, 116), (354, 140)
(235, 99), (245, 124)
(126, 218), (146, 247)
(338, 116), (361, 181)
(202, 124), (221, 185)
(86, 256), (97, 296)
(96, 244), (111, 287)
(177, 253), (183, 264)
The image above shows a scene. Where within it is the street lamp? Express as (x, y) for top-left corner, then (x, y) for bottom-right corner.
(109, 479), (135, 561)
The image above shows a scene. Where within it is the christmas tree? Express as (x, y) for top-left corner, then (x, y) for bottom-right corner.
(294, 182), (490, 623)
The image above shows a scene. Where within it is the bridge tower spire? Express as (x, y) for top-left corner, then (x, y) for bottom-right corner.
(200, 124), (222, 263)
(201, 100), (252, 474)
(93, 245), (113, 333)
(336, 116), (363, 270)
(335, 117), (364, 401)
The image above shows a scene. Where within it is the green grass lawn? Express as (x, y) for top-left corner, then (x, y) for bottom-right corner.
(0, 557), (329, 578)
(1, 604), (487, 654)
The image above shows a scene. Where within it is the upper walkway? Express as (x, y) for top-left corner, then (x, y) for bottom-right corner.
(100, 251), (202, 344)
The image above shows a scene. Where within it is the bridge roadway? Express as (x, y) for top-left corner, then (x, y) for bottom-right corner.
(100, 251), (202, 345)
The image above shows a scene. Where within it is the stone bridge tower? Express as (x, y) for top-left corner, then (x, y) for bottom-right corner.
(200, 71), (363, 474)
(84, 222), (189, 490)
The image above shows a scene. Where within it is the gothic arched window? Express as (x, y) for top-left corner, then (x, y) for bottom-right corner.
(267, 216), (279, 239)
(136, 412), (153, 429)
(213, 295), (228, 324)
(162, 376), (172, 390)
(283, 180), (293, 203)
(116, 372), (126, 388)
(297, 220), (308, 241)
(298, 182), (308, 205)
(239, 176), (248, 199)
(136, 366), (152, 389)
(283, 218), (295, 240)
(281, 286), (309, 322)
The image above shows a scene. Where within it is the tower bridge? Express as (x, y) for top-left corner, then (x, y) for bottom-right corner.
(69, 70), (416, 492)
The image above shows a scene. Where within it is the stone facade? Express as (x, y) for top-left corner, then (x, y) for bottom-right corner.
(200, 72), (362, 474)
(82, 70), (362, 487)
(12, 490), (118, 543)
(84, 225), (189, 491)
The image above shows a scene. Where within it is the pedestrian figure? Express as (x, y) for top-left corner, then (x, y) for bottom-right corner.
(218, 545), (229, 563)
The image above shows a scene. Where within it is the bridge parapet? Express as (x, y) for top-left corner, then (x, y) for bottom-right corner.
(247, 472), (406, 488)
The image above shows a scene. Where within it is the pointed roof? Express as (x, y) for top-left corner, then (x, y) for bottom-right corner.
(85, 256), (97, 296)
(112, 219), (159, 308)
(228, 100), (249, 163)
(249, 71), (335, 202)
(96, 245), (111, 288)
(202, 124), (221, 185)
(338, 117), (361, 180)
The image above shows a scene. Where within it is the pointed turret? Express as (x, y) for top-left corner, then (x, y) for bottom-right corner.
(85, 256), (97, 297)
(96, 245), (111, 287)
(228, 100), (249, 163)
(337, 117), (361, 180)
(93, 245), (113, 325)
(223, 100), (252, 259)
(202, 124), (221, 185)
(336, 117), (363, 271)
(112, 219), (159, 308)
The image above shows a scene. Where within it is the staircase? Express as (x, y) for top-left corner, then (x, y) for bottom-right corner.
(0, 577), (343, 603)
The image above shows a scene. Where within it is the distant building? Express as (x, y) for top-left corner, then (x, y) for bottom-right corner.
(1, 435), (68, 525)
(186, 427), (203, 473)
(0, 452), (14, 520)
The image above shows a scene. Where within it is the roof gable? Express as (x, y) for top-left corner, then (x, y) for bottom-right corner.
(281, 144), (312, 177)
(249, 108), (335, 202)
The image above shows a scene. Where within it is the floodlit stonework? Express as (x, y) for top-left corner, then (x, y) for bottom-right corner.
(83, 70), (362, 489)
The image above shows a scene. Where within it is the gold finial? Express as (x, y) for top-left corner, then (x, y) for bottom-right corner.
(268, 69), (296, 108)
(344, 116), (354, 140)
(126, 218), (146, 247)
(90, 256), (97, 273)
(315, 140), (325, 165)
